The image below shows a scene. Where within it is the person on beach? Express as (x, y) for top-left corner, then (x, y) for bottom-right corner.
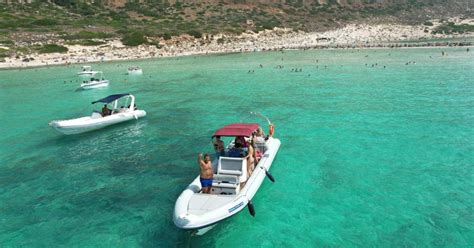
(198, 153), (213, 194)
(213, 136), (225, 158)
(101, 104), (111, 117)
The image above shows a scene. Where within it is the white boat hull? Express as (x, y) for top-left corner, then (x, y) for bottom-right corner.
(49, 110), (146, 135)
(80, 80), (109, 90)
(127, 69), (143, 75)
(77, 71), (100, 76)
(173, 137), (281, 230)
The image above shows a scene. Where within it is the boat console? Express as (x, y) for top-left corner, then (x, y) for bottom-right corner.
(211, 174), (239, 195)
(210, 157), (248, 195)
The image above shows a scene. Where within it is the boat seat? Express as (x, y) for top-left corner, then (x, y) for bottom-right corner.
(218, 157), (247, 183)
(91, 111), (102, 119)
(211, 174), (240, 195)
(212, 174), (238, 187)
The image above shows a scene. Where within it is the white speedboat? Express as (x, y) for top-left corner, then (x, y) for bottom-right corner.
(49, 93), (146, 135)
(77, 65), (100, 77)
(79, 71), (109, 90)
(173, 119), (281, 233)
(127, 66), (143, 75)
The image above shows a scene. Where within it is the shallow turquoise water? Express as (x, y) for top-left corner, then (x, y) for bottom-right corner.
(0, 48), (473, 247)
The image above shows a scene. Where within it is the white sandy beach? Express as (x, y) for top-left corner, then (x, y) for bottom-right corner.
(1, 19), (473, 69)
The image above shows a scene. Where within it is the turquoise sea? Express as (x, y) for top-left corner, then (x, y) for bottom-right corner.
(0, 48), (473, 247)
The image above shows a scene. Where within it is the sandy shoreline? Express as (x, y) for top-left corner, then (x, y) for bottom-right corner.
(1, 20), (473, 69)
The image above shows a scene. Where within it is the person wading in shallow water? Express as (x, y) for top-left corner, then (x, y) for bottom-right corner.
(198, 153), (213, 194)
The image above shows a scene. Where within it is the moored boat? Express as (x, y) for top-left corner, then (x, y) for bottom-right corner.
(173, 117), (280, 233)
(77, 65), (100, 77)
(79, 71), (109, 90)
(49, 93), (146, 135)
(127, 66), (143, 75)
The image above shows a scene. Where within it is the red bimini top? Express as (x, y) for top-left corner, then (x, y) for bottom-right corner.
(213, 123), (260, 137)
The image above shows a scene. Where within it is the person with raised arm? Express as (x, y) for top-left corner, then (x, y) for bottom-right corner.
(198, 153), (213, 194)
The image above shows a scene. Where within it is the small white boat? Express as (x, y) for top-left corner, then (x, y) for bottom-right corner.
(79, 71), (109, 90)
(127, 66), (142, 75)
(49, 93), (146, 135)
(173, 119), (281, 233)
(77, 65), (100, 77)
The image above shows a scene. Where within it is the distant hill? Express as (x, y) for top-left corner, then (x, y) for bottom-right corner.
(0, 0), (472, 49)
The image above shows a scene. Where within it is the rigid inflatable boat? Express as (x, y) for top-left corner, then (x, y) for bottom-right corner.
(77, 65), (100, 77)
(79, 71), (109, 90)
(127, 66), (143, 75)
(49, 93), (146, 135)
(173, 119), (280, 233)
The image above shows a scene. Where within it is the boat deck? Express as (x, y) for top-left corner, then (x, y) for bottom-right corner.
(188, 194), (235, 215)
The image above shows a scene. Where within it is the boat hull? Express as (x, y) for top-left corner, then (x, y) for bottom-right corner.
(173, 137), (281, 230)
(77, 71), (100, 76)
(49, 110), (146, 135)
(80, 80), (109, 90)
(127, 69), (143, 75)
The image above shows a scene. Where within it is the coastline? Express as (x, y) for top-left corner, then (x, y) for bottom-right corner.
(1, 21), (473, 70)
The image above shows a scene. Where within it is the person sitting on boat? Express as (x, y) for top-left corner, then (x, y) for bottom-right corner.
(235, 136), (247, 148)
(101, 104), (111, 117)
(119, 106), (128, 113)
(213, 136), (225, 158)
(198, 153), (213, 194)
(234, 136), (248, 157)
(127, 104), (137, 110)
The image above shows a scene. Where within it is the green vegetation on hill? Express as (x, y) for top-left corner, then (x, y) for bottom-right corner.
(0, 48), (9, 58)
(65, 39), (107, 46)
(64, 31), (114, 40)
(121, 31), (147, 46)
(432, 23), (474, 34)
(37, 44), (68, 53)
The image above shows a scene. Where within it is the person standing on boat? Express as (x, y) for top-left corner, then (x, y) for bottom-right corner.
(213, 136), (225, 158)
(246, 141), (255, 177)
(198, 153), (213, 194)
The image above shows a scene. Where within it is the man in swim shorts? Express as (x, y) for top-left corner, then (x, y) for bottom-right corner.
(198, 153), (213, 194)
